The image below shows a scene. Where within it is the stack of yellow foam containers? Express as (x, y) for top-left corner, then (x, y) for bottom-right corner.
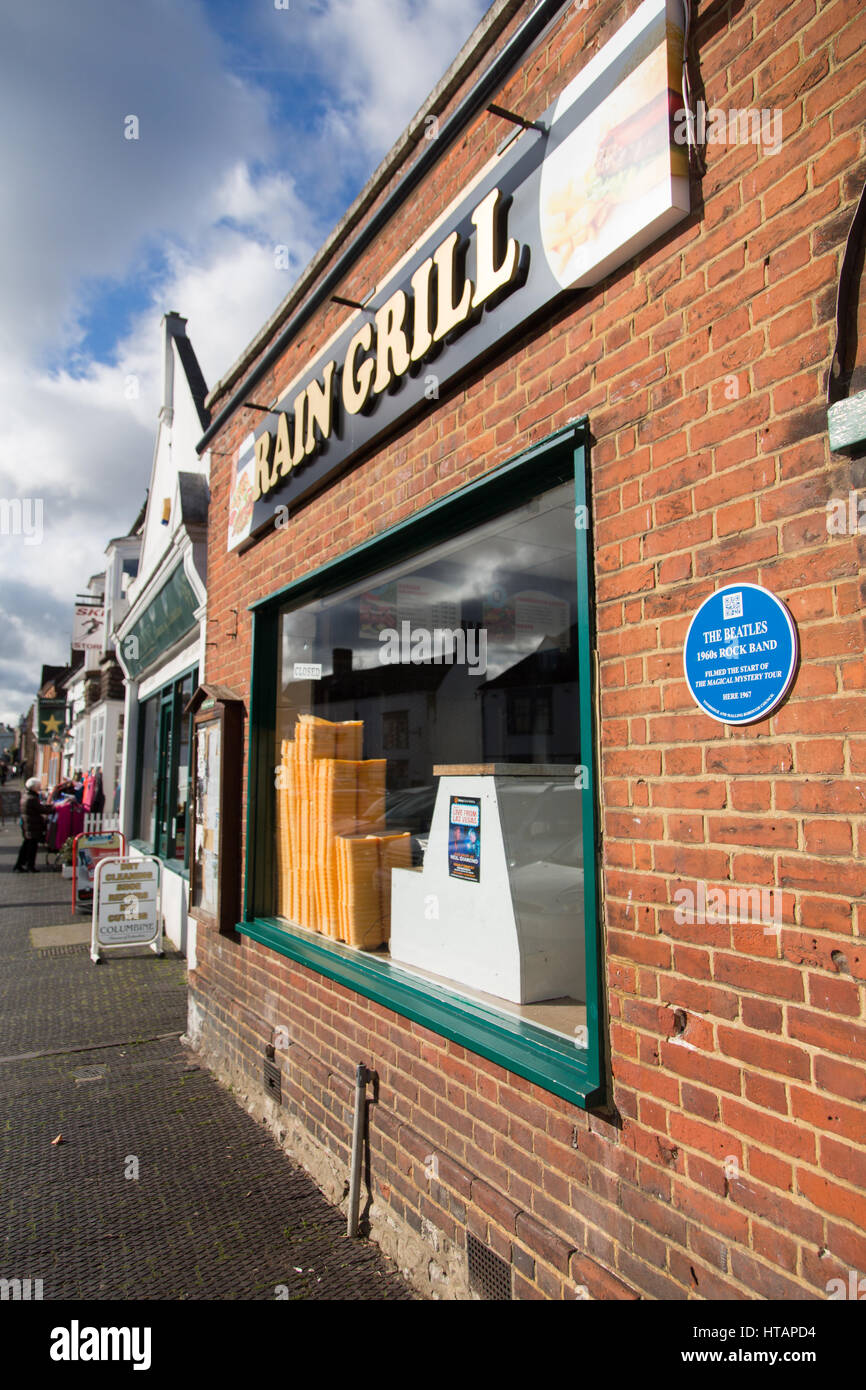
(275, 714), (411, 950)
(336, 831), (413, 949)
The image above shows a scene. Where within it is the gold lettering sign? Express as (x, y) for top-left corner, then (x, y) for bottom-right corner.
(432, 231), (473, 343)
(374, 291), (410, 394)
(253, 186), (521, 500)
(305, 361), (336, 455)
(272, 411), (294, 479)
(343, 322), (375, 415)
(290, 390), (306, 468)
(252, 431), (273, 501)
(409, 258), (433, 362)
(471, 188), (519, 308)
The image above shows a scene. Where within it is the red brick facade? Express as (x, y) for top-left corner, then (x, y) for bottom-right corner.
(190, 0), (866, 1298)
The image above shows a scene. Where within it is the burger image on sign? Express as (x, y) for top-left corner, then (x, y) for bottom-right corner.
(227, 432), (256, 551)
(540, 14), (689, 290)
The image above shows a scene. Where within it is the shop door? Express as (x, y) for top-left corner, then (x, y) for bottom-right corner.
(156, 700), (173, 859)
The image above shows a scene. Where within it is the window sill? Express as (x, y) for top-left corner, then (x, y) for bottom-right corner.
(129, 841), (189, 880)
(237, 915), (603, 1110)
(162, 859), (189, 880)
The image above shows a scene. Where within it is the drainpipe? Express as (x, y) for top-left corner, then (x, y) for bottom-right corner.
(347, 1063), (373, 1238)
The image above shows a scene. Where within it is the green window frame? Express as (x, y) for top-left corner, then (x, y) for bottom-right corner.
(243, 421), (603, 1108)
(132, 664), (198, 873)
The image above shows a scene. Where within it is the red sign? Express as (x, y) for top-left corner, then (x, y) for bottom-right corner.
(72, 831), (125, 915)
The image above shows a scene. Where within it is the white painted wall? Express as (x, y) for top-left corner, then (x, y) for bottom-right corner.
(119, 678), (139, 842)
(129, 325), (209, 599)
(101, 700), (124, 813)
(129, 844), (196, 960)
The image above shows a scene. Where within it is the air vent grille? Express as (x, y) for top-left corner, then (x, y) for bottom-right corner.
(467, 1233), (511, 1300)
(263, 1047), (282, 1103)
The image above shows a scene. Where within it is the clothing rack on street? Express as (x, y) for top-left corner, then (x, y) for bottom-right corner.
(43, 795), (86, 871)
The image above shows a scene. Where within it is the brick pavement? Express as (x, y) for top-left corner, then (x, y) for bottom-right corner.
(0, 809), (414, 1300)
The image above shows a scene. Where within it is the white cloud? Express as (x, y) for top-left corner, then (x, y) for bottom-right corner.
(306, 0), (489, 155)
(0, 0), (490, 722)
(264, 0), (489, 175)
(0, 0), (273, 361)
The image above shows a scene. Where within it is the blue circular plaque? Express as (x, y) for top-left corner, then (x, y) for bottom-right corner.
(683, 584), (798, 725)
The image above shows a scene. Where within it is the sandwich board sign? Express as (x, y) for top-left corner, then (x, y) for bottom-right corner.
(73, 830), (125, 915)
(91, 856), (163, 963)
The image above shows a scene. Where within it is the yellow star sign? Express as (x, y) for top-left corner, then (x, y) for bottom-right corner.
(42, 713), (63, 735)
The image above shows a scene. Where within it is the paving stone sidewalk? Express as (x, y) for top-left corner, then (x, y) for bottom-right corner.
(0, 809), (414, 1300)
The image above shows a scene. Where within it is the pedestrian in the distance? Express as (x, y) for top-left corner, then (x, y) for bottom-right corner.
(13, 778), (48, 873)
(91, 768), (105, 816)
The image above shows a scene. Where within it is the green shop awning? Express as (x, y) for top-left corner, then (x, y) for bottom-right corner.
(122, 564), (199, 680)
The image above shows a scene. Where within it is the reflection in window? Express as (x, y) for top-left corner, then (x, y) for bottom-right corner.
(173, 674), (194, 860)
(137, 697), (158, 846)
(134, 669), (197, 863)
(273, 483), (585, 1040)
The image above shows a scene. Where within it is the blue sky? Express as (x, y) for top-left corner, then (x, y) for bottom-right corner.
(0, 0), (489, 723)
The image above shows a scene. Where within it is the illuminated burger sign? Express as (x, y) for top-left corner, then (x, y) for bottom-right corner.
(227, 0), (690, 551)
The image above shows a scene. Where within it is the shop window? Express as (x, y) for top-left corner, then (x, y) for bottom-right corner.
(136, 696), (158, 845)
(89, 709), (105, 768)
(506, 688), (553, 737)
(74, 720), (85, 774)
(113, 713), (124, 815)
(245, 425), (601, 1106)
(173, 674), (194, 861)
(121, 557), (139, 596)
(134, 667), (197, 867)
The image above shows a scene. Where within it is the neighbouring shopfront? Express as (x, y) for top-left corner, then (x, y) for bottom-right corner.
(34, 667), (71, 790)
(131, 665), (198, 862)
(190, 0), (866, 1299)
(116, 312), (210, 958)
(61, 560), (133, 817)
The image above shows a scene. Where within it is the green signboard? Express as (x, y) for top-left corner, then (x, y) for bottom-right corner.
(37, 698), (66, 744)
(122, 565), (199, 680)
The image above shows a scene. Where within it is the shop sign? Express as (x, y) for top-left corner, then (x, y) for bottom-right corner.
(120, 563), (198, 679)
(36, 698), (65, 744)
(72, 602), (105, 653)
(228, 0), (690, 551)
(683, 584), (798, 725)
(91, 856), (162, 962)
(72, 830), (125, 915)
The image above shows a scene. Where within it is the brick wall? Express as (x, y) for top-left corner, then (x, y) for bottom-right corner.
(189, 0), (866, 1298)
